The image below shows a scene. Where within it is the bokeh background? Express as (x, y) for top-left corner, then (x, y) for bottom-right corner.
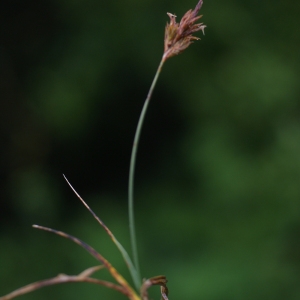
(1, 0), (300, 299)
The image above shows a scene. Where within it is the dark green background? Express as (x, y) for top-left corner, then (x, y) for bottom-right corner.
(1, 0), (300, 299)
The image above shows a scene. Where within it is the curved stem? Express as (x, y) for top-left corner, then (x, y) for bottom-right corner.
(128, 57), (166, 287)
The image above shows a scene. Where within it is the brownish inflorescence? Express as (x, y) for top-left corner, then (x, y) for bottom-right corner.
(163, 0), (206, 61)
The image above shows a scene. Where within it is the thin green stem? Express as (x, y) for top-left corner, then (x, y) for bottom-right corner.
(128, 57), (166, 287)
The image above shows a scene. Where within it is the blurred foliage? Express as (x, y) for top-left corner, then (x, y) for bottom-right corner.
(1, 0), (300, 299)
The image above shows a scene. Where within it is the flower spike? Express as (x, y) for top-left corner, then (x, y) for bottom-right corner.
(163, 0), (206, 61)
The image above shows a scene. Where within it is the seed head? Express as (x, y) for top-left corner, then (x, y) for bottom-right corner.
(163, 0), (206, 61)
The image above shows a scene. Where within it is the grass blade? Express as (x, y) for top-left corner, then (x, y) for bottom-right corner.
(0, 266), (128, 300)
(63, 175), (141, 290)
(32, 225), (140, 300)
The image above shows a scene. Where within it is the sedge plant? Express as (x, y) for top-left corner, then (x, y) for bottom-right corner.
(0, 1), (206, 299)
